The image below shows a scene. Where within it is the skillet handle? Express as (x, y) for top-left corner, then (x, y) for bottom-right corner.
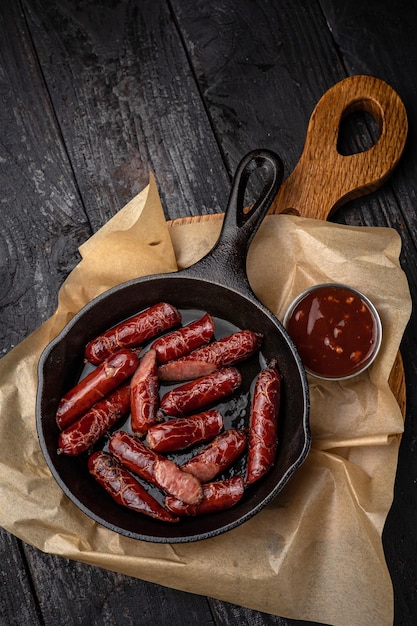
(185, 149), (284, 291)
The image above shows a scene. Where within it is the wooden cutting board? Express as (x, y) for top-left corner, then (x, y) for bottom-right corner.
(168, 75), (408, 414)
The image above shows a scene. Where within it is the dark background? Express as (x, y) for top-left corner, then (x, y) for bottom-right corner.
(1, 1), (416, 624)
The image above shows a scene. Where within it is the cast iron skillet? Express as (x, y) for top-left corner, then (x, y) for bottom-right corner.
(36, 149), (311, 543)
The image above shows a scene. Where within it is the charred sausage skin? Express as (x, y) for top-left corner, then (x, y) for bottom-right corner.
(88, 451), (179, 523)
(245, 359), (281, 485)
(57, 382), (131, 455)
(109, 430), (203, 505)
(85, 302), (181, 364)
(56, 349), (139, 430)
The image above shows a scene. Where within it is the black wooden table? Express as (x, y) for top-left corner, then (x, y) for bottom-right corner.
(1, 1), (416, 624)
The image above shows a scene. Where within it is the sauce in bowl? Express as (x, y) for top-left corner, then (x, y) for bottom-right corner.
(284, 284), (382, 380)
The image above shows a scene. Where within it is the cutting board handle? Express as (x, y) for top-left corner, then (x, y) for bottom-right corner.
(269, 75), (408, 219)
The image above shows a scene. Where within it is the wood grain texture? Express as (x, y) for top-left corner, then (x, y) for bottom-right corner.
(0, 1), (90, 355)
(22, 0), (230, 226)
(171, 0), (346, 178)
(0, 529), (41, 625)
(22, 544), (216, 626)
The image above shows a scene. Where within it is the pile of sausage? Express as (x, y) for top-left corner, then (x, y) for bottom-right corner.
(55, 302), (281, 524)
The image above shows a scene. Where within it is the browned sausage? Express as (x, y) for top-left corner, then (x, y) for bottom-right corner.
(158, 367), (242, 418)
(130, 349), (160, 436)
(57, 383), (131, 456)
(87, 451), (179, 523)
(108, 430), (203, 505)
(245, 359), (281, 485)
(181, 429), (247, 482)
(146, 409), (224, 453)
(157, 329), (263, 381)
(164, 476), (245, 516)
(151, 313), (215, 364)
(85, 302), (181, 364)
(55, 349), (139, 430)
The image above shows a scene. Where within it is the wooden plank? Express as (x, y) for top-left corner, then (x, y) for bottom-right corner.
(22, 544), (215, 626)
(209, 598), (324, 625)
(0, 529), (41, 625)
(317, 3), (417, 244)
(171, 0), (346, 178)
(0, 0), (91, 356)
(21, 0), (231, 227)
(318, 0), (417, 239)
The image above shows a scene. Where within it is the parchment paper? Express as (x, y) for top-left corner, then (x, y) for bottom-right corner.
(0, 175), (411, 626)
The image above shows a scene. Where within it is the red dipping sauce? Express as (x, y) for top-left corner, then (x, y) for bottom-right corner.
(284, 284), (382, 380)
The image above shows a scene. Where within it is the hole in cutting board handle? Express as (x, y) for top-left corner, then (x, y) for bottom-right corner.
(337, 101), (381, 156)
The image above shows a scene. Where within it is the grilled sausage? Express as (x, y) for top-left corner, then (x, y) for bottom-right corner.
(158, 329), (263, 381)
(151, 313), (215, 364)
(108, 430), (203, 505)
(158, 367), (242, 418)
(146, 409), (224, 453)
(57, 383), (131, 455)
(164, 476), (245, 516)
(55, 349), (139, 430)
(88, 451), (179, 523)
(245, 359), (281, 485)
(130, 349), (160, 436)
(181, 429), (247, 482)
(85, 302), (181, 364)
